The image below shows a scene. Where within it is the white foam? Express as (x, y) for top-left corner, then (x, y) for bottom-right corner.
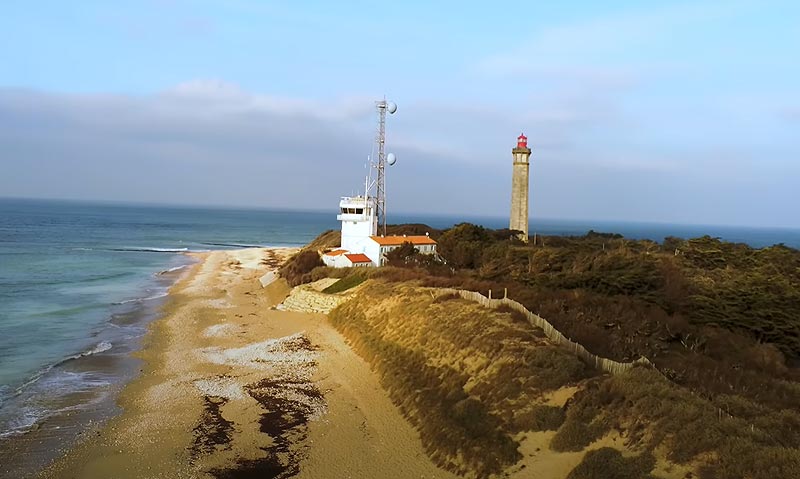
(85, 341), (112, 355)
(156, 265), (188, 275)
(113, 292), (168, 305)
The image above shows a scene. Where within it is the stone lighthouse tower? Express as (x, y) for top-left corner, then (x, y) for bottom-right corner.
(509, 133), (531, 242)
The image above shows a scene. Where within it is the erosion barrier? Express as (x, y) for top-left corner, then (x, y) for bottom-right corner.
(439, 288), (653, 375)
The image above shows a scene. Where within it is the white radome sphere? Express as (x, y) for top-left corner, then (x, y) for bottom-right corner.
(387, 153), (397, 166)
(386, 101), (397, 114)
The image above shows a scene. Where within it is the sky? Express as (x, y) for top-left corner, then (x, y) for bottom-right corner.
(1, 0), (798, 228)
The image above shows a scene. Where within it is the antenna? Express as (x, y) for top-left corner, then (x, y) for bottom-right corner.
(370, 99), (397, 236)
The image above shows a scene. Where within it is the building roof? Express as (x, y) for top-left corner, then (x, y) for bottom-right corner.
(369, 235), (437, 246)
(345, 253), (372, 263)
(323, 249), (347, 257)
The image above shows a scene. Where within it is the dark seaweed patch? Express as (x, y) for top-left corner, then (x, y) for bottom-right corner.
(190, 396), (234, 461)
(208, 336), (324, 479)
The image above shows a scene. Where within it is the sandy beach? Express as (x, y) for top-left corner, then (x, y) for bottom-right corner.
(39, 248), (456, 479)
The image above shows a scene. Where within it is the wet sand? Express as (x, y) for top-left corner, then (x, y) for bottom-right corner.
(39, 248), (456, 479)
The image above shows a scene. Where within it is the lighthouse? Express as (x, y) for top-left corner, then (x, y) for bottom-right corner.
(509, 133), (531, 242)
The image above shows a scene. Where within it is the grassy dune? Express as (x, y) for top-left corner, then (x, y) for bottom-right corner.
(328, 279), (800, 478)
(286, 225), (800, 477)
(329, 281), (589, 477)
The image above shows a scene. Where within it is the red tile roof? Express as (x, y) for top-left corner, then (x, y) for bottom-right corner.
(345, 253), (372, 263)
(323, 249), (347, 257)
(369, 235), (437, 246)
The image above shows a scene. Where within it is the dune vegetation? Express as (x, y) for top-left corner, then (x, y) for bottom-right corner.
(329, 281), (590, 477)
(282, 224), (800, 478)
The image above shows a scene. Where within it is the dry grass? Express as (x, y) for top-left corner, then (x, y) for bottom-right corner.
(566, 448), (656, 479)
(512, 405), (565, 433)
(553, 367), (800, 479)
(321, 273), (367, 294)
(278, 250), (323, 286)
(328, 280), (591, 477)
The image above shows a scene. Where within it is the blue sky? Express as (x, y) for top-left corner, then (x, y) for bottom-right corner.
(1, 1), (798, 227)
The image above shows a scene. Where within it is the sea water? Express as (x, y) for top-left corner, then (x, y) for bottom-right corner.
(0, 198), (338, 474)
(0, 198), (798, 473)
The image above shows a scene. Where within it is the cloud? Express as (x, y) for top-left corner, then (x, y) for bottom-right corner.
(161, 80), (374, 121)
(0, 83), (503, 215)
(0, 81), (796, 228)
(474, 2), (742, 84)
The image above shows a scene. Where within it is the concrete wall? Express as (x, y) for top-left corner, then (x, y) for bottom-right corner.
(364, 240), (381, 267)
(322, 254), (337, 267)
(341, 218), (376, 253)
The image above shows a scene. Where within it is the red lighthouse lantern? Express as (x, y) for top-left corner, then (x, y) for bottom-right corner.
(517, 133), (528, 148)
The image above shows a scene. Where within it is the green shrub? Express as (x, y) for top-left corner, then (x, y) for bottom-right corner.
(322, 274), (367, 294)
(279, 250), (323, 286)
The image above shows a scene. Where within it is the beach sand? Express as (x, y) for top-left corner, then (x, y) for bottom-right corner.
(39, 248), (456, 479)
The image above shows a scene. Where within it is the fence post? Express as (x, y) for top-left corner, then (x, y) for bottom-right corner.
(453, 287), (653, 376)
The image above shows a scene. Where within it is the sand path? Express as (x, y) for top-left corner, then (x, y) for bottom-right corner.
(40, 248), (455, 479)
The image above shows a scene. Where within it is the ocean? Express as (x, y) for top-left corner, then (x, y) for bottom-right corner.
(0, 197), (798, 473)
(0, 198), (338, 475)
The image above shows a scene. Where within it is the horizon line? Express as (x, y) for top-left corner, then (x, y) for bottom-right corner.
(2, 195), (799, 232)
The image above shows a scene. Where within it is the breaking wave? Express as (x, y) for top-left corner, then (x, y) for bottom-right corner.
(200, 242), (267, 248)
(110, 247), (190, 253)
(112, 292), (168, 305)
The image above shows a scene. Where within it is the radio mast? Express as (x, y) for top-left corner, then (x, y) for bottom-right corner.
(372, 99), (397, 236)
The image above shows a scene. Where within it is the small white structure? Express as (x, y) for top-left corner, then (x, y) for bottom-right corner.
(342, 253), (373, 267)
(322, 249), (374, 268)
(321, 249), (347, 267)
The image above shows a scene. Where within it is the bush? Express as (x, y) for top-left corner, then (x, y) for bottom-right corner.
(279, 250), (323, 286)
(513, 405), (565, 432)
(550, 417), (608, 452)
(567, 448), (656, 479)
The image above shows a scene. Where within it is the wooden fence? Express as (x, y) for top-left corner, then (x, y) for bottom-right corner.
(439, 288), (653, 376)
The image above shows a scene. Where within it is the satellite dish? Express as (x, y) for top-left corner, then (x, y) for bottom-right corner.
(386, 101), (397, 114)
(387, 153), (397, 166)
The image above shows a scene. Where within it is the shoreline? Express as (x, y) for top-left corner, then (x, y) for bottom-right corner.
(39, 247), (455, 479)
(0, 257), (196, 478)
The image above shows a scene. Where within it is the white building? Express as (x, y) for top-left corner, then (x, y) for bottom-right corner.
(321, 249), (373, 268)
(337, 195), (377, 254)
(321, 195), (437, 268)
(363, 234), (437, 267)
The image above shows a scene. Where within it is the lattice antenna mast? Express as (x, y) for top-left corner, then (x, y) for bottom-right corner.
(371, 99), (397, 236)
